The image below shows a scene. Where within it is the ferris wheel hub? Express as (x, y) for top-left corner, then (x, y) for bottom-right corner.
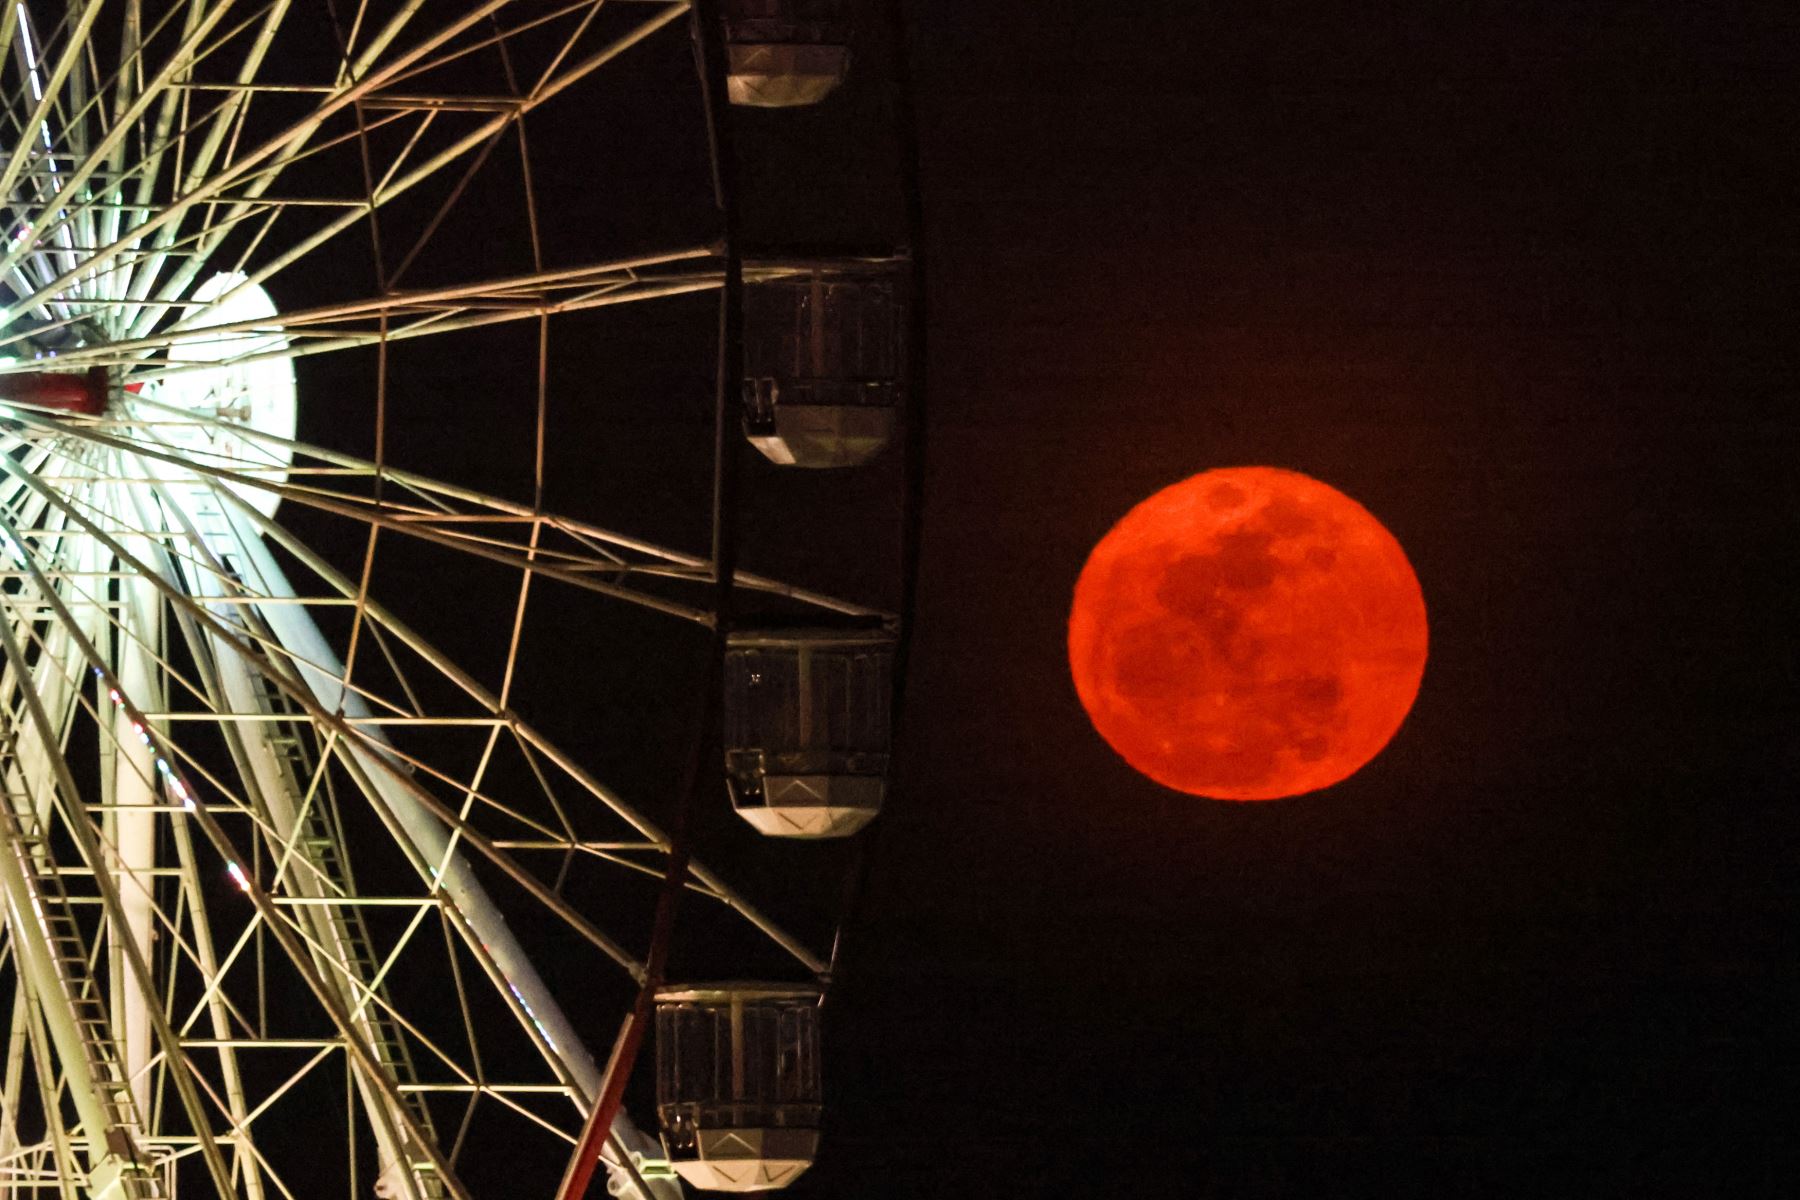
(0, 364), (111, 415)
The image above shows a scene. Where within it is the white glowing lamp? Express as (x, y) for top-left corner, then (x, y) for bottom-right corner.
(142, 273), (297, 518)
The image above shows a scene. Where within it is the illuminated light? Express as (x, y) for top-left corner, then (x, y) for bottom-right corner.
(226, 862), (251, 891)
(1068, 466), (1428, 800)
(154, 272), (298, 520)
(506, 982), (559, 1052)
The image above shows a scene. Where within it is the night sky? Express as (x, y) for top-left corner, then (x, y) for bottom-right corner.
(805, 3), (1794, 1196)
(255, 2), (1797, 1195)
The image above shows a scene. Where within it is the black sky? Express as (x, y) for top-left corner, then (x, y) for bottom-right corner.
(258, 2), (1797, 1194)
(807, 3), (1795, 1196)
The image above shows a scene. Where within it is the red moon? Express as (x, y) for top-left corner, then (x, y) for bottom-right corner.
(1068, 467), (1428, 800)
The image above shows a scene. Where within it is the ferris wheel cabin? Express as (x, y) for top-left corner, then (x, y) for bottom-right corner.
(724, 628), (894, 838)
(722, 0), (852, 108)
(742, 258), (907, 469)
(655, 984), (823, 1192)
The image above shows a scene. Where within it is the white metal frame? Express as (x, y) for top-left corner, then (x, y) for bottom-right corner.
(0, 4), (885, 1197)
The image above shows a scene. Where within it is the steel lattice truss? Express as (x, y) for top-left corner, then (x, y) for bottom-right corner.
(0, 3), (880, 1198)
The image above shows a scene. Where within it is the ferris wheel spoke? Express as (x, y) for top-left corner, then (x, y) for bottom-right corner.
(114, 255), (853, 375)
(0, 0), (246, 306)
(28, 410), (730, 623)
(2, 0), (533, 331)
(94, 401), (893, 622)
(0, 2), (109, 285)
(29, 248), (719, 372)
(106, 4), (309, 333)
(102, 0), (684, 341)
(123, 0), (693, 341)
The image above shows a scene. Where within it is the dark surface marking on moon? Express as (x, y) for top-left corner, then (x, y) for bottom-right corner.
(1112, 498), (1354, 791)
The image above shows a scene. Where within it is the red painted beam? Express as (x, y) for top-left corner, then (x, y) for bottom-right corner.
(0, 367), (109, 415)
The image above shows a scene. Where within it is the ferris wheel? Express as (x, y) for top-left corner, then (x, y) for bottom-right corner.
(0, 3), (921, 1199)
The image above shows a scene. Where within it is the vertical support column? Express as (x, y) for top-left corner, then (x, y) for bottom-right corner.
(0, 978), (28, 1191)
(109, 566), (161, 1121)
